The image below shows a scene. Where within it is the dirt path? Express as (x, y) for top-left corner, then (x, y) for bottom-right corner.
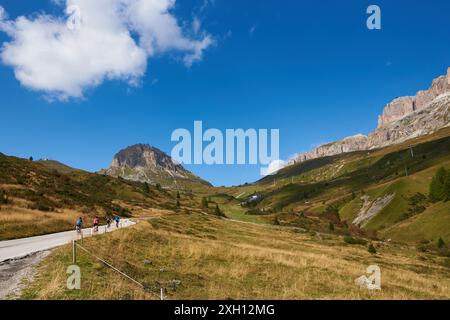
(0, 251), (50, 299)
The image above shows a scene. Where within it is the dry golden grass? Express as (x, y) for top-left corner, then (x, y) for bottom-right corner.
(22, 214), (450, 300)
(0, 207), (85, 240)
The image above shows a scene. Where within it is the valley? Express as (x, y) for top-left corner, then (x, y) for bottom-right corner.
(1, 126), (449, 300)
(1, 70), (449, 300)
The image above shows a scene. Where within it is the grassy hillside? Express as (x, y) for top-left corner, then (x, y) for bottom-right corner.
(22, 214), (450, 300)
(216, 128), (450, 243)
(0, 153), (179, 240)
(382, 202), (450, 243)
(36, 160), (84, 175)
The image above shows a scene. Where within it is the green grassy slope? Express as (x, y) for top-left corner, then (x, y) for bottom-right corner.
(218, 127), (450, 243)
(381, 201), (450, 243)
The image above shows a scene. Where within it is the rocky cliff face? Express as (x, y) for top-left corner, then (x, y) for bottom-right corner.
(292, 68), (450, 164)
(378, 68), (450, 128)
(101, 144), (211, 188)
(377, 96), (415, 128)
(367, 94), (450, 148)
(293, 134), (368, 163)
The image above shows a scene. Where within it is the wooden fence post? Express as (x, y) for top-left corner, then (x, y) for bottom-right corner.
(72, 240), (77, 264)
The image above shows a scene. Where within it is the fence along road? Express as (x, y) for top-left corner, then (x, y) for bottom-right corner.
(0, 219), (135, 263)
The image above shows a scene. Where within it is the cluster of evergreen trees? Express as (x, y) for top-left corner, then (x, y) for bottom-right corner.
(429, 167), (450, 202)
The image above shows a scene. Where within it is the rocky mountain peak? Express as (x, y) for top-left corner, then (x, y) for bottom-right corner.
(110, 144), (183, 174)
(291, 68), (450, 165)
(378, 68), (450, 128)
(102, 144), (211, 188)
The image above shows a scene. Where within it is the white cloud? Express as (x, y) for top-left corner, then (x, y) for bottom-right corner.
(260, 159), (286, 176)
(0, 0), (213, 100)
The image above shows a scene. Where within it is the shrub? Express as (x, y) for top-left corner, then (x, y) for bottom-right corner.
(0, 190), (8, 204)
(437, 237), (446, 249)
(344, 236), (367, 246)
(329, 222), (334, 231)
(368, 243), (377, 254)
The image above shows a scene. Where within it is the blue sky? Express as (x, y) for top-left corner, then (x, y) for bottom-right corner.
(0, 0), (449, 186)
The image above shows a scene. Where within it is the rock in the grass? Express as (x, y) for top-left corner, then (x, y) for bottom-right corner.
(143, 259), (152, 265)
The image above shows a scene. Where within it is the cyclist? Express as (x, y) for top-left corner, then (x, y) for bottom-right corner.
(93, 216), (99, 232)
(114, 215), (120, 228)
(75, 217), (83, 234)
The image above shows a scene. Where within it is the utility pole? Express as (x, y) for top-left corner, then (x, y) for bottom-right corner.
(409, 145), (414, 158)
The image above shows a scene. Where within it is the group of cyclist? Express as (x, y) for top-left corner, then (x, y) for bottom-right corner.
(75, 215), (121, 234)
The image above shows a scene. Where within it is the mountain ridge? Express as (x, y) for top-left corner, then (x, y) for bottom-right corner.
(289, 68), (450, 166)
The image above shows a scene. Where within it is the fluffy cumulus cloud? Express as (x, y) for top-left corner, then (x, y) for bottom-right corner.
(261, 159), (287, 176)
(0, 0), (213, 100)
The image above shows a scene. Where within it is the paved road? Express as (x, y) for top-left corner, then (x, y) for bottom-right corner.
(0, 219), (135, 263)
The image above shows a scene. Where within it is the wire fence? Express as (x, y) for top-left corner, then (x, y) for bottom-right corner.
(73, 240), (165, 300)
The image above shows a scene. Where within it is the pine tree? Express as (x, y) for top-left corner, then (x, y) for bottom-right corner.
(215, 204), (222, 216)
(176, 199), (180, 208)
(201, 197), (208, 209)
(143, 182), (150, 194)
(437, 237), (446, 249)
(429, 167), (447, 202)
(177, 191), (180, 199)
